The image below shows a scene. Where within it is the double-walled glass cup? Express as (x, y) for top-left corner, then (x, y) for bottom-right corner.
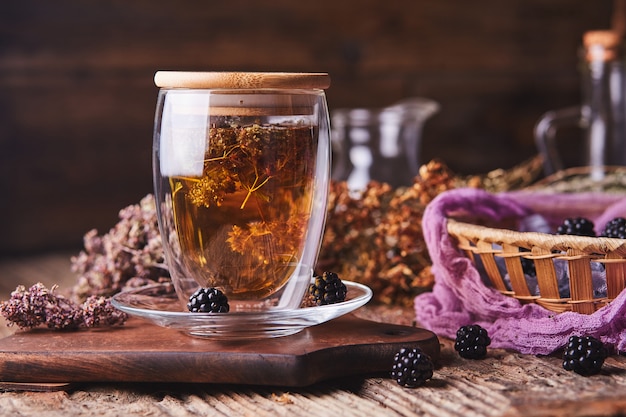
(152, 72), (331, 312)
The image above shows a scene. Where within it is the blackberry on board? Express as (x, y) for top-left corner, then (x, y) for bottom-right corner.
(455, 324), (491, 359)
(556, 217), (596, 237)
(187, 287), (230, 313)
(308, 271), (347, 306)
(562, 335), (607, 376)
(390, 347), (434, 388)
(600, 217), (626, 239)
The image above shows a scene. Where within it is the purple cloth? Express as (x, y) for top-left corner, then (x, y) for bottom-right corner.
(414, 187), (626, 355)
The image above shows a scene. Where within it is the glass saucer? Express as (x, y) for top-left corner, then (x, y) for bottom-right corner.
(111, 280), (373, 340)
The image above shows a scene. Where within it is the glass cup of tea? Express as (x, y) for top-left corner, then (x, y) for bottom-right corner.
(152, 71), (332, 312)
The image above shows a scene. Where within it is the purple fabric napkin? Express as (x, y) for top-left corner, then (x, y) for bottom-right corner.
(414, 187), (626, 355)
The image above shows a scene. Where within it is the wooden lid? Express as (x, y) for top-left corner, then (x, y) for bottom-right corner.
(154, 71), (331, 89)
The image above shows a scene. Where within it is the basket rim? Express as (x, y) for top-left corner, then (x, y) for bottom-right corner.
(446, 218), (626, 255)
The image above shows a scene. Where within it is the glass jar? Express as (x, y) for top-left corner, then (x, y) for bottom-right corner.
(152, 72), (331, 311)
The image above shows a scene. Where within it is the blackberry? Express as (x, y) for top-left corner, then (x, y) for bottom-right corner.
(521, 258), (536, 276)
(600, 217), (626, 239)
(562, 335), (607, 376)
(187, 287), (230, 313)
(556, 217), (595, 237)
(308, 271), (347, 306)
(454, 324), (491, 359)
(390, 347), (434, 388)
(519, 248), (536, 277)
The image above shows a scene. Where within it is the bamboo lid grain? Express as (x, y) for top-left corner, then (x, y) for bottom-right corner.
(154, 71), (331, 90)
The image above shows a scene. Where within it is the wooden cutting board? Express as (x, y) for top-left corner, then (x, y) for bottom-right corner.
(0, 314), (439, 387)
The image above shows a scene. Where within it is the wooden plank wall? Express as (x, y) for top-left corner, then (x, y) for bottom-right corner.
(0, 0), (614, 255)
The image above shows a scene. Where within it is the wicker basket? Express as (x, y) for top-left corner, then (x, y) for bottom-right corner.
(447, 218), (626, 314)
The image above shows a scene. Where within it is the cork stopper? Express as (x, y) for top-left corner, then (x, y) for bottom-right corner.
(583, 30), (621, 61)
(154, 71), (331, 90)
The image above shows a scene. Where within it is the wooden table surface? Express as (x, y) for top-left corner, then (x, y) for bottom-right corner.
(1, 253), (626, 417)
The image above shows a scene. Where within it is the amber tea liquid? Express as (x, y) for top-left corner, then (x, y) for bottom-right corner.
(168, 124), (316, 300)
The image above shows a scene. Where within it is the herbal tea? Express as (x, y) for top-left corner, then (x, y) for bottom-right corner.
(168, 123), (316, 300)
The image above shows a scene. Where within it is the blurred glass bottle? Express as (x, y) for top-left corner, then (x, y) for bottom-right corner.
(582, 30), (625, 181)
(535, 30), (626, 181)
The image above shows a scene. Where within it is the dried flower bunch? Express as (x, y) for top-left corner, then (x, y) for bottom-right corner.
(0, 283), (128, 330)
(70, 194), (170, 302)
(317, 162), (446, 305)
(318, 156), (544, 306)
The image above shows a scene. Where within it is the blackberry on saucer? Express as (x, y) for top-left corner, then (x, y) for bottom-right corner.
(187, 287), (230, 313)
(390, 347), (434, 388)
(308, 271), (347, 306)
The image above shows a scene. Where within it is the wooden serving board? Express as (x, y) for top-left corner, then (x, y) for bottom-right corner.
(0, 314), (439, 387)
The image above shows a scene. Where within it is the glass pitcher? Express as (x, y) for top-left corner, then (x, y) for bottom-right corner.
(330, 97), (439, 191)
(535, 30), (626, 180)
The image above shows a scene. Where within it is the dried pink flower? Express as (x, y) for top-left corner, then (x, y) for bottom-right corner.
(0, 283), (128, 330)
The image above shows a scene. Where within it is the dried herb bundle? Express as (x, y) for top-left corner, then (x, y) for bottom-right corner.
(0, 283), (128, 330)
(318, 156), (544, 306)
(70, 194), (170, 301)
(317, 160), (456, 305)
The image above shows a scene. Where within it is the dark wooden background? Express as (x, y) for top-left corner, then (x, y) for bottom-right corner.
(0, 0), (614, 256)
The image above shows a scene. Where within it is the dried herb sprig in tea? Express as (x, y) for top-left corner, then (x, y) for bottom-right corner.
(180, 124), (308, 211)
(0, 283), (128, 330)
(167, 123), (315, 297)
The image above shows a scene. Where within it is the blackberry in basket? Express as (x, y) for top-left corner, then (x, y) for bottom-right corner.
(454, 324), (491, 359)
(519, 248), (536, 277)
(187, 287), (230, 313)
(556, 217), (596, 237)
(562, 335), (607, 376)
(390, 347), (434, 388)
(308, 271), (347, 306)
(600, 217), (626, 239)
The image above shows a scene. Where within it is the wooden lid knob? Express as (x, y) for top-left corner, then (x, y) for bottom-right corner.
(154, 71), (331, 89)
